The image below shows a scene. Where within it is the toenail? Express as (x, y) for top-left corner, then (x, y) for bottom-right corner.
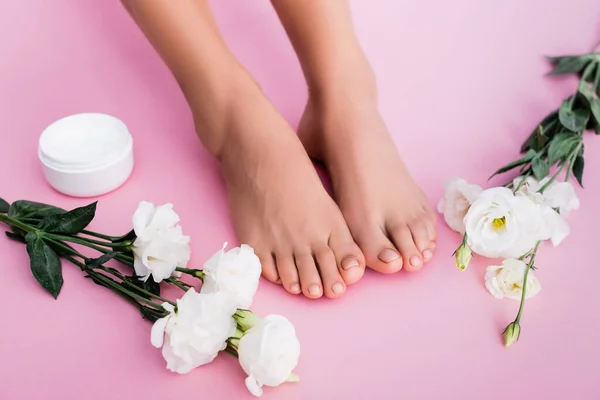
(342, 257), (360, 270)
(410, 256), (423, 267)
(378, 249), (400, 263)
(290, 283), (300, 293)
(332, 282), (345, 294)
(422, 249), (433, 259)
(308, 284), (321, 296)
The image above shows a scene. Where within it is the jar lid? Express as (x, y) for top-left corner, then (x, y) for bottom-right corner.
(39, 113), (132, 171)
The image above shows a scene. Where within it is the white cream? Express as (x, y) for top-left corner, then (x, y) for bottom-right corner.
(38, 113), (134, 197)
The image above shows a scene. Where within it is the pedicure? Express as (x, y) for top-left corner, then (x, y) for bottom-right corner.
(290, 283), (301, 293)
(332, 282), (345, 295)
(410, 256), (422, 268)
(378, 248), (400, 263)
(308, 284), (321, 296)
(341, 257), (359, 270)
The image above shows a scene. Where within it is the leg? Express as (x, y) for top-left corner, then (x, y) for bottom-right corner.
(271, 0), (437, 273)
(121, 0), (365, 298)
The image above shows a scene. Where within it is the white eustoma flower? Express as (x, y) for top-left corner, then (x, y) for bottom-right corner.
(512, 176), (574, 246)
(538, 205), (570, 247)
(151, 289), (237, 374)
(201, 243), (262, 309)
(238, 315), (301, 397)
(131, 201), (191, 282)
(543, 181), (580, 216)
(464, 187), (543, 258)
(513, 176), (579, 215)
(484, 259), (541, 300)
(437, 177), (483, 233)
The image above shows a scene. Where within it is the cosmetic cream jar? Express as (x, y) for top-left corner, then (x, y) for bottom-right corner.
(38, 113), (134, 197)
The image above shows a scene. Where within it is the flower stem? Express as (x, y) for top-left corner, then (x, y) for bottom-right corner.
(45, 238), (86, 259)
(95, 266), (176, 306)
(0, 214), (34, 232)
(48, 233), (130, 249)
(176, 267), (205, 280)
(87, 269), (167, 310)
(514, 241), (542, 324)
(537, 162), (568, 194)
(80, 230), (121, 241)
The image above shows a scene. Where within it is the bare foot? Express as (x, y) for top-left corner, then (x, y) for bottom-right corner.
(208, 80), (365, 299)
(298, 91), (437, 274)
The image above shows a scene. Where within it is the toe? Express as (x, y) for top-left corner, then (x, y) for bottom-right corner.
(315, 247), (347, 298)
(295, 253), (323, 299)
(258, 252), (279, 283)
(328, 230), (365, 285)
(409, 219), (435, 262)
(354, 224), (403, 273)
(424, 208), (438, 243)
(388, 224), (423, 272)
(275, 254), (301, 295)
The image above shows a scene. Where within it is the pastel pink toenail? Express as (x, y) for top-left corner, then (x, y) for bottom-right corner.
(332, 282), (344, 294)
(378, 249), (400, 263)
(342, 257), (359, 270)
(410, 256), (422, 267)
(308, 284), (321, 296)
(423, 249), (433, 259)
(290, 283), (300, 293)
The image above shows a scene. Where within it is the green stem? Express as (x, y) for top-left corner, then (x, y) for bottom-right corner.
(514, 241), (542, 324)
(48, 233), (130, 249)
(46, 238), (86, 258)
(96, 266), (175, 306)
(47, 234), (120, 253)
(0, 214), (34, 232)
(87, 269), (166, 310)
(176, 267), (205, 280)
(537, 162), (567, 193)
(80, 230), (120, 241)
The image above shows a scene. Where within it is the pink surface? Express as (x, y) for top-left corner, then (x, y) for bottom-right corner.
(1, 1), (600, 399)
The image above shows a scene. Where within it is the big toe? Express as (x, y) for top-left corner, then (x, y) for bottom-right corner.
(354, 224), (403, 274)
(329, 229), (365, 285)
(388, 222), (424, 272)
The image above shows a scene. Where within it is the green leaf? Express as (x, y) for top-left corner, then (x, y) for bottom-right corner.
(25, 233), (64, 299)
(572, 155), (584, 187)
(85, 251), (121, 269)
(520, 116), (558, 153)
(531, 157), (550, 180)
(0, 198), (9, 213)
(558, 99), (589, 132)
(489, 149), (537, 179)
(5, 231), (26, 243)
(38, 202), (97, 235)
(590, 99), (600, 127)
(48, 240), (77, 258)
(547, 133), (581, 165)
(547, 55), (592, 75)
(8, 200), (65, 220)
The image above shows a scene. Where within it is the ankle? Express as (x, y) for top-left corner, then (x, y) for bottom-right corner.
(191, 70), (265, 157)
(306, 52), (379, 108)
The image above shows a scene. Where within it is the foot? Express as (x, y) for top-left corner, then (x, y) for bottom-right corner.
(205, 79), (365, 299)
(298, 91), (437, 274)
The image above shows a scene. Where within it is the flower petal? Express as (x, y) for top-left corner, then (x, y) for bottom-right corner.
(245, 374), (264, 397)
(150, 316), (169, 348)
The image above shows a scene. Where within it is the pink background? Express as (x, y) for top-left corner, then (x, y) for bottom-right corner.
(1, 1), (600, 399)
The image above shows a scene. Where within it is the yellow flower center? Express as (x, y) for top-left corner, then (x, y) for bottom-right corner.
(491, 216), (506, 232)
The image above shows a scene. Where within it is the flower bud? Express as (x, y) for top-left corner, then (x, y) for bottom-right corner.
(455, 242), (473, 271)
(503, 322), (521, 347)
(234, 309), (261, 332)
